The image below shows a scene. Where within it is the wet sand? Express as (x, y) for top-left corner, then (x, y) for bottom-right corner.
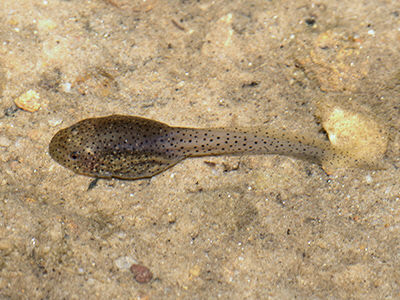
(0, 0), (399, 298)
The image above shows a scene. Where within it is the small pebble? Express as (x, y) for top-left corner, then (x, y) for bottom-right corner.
(4, 105), (19, 116)
(115, 231), (127, 239)
(49, 223), (63, 241)
(60, 82), (72, 93)
(0, 136), (11, 147)
(130, 263), (153, 283)
(37, 18), (57, 32)
(14, 90), (41, 112)
(115, 256), (137, 270)
(0, 238), (13, 251)
(48, 116), (63, 127)
(189, 265), (201, 277)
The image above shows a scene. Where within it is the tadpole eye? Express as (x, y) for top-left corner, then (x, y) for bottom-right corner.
(70, 151), (79, 160)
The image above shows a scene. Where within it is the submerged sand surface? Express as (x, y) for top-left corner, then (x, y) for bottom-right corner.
(0, 0), (399, 299)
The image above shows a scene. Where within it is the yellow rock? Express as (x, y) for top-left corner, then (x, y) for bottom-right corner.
(14, 90), (41, 112)
(189, 265), (201, 279)
(316, 97), (388, 171)
(37, 19), (57, 32)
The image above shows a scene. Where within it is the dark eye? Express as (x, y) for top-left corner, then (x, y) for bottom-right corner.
(70, 151), (79, 160)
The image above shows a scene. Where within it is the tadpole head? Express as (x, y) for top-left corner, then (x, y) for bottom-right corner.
(49, 121), (103, 177)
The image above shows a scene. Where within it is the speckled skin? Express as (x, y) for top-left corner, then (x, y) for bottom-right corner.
(49, 115), (343, 180)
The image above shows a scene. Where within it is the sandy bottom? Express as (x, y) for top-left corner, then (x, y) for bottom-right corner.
(0, 0), (399, 299)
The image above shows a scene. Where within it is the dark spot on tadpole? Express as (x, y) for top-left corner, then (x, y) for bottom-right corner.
(70, 152), (79, 160)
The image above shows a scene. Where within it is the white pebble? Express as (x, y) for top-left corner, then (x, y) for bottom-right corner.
(114, 256), (137, 270)
(365, 174), (373, 184)
(0, 136), (11, 147)
(61, 82), (72, 93)
(116, 231), (126, 239)
(48, 116), (63, 127)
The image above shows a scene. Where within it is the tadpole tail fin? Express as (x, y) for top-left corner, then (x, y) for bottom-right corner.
(321, 146), (389, 174)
